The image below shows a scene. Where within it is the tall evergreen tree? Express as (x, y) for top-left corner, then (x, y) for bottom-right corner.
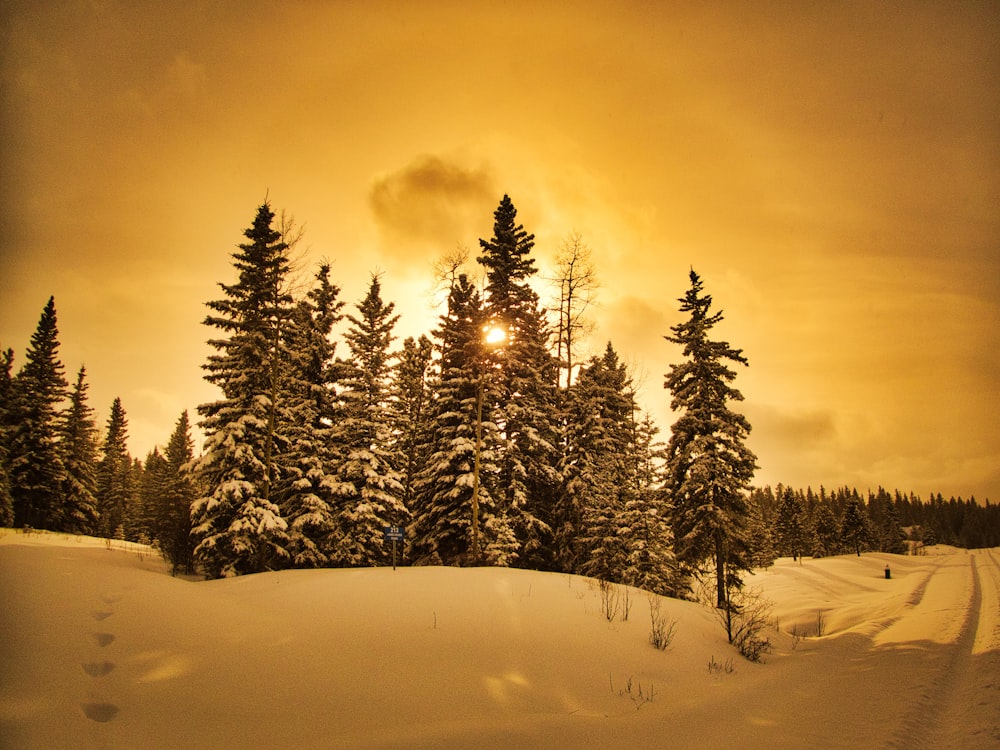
(60, 366), (100, 535)
(811, 501), (841, 557)
(0, 348), (17, 526)
(477, 195), (560, 568)
(158, 411), (197, 574)
(745, 489), (777, 569)
(391, 334), (434, 518)
(8, 298), (68, 530)
(879, 498), (906, 554)
(330, 275), (408, 566)
(775, 486), (809, 561)
(621, 412), (677, 595)
(124, 457), (144, 540)
(841, 493), (871, 556)
(96, 397), (131, 538)
(664, 270), (757, 609)
(138, 449), (169, 543)
(279, 263), (347, 567)
(193, 203), (293, 577)
(410, 275), (511, 565)
(558, 343), (635, 580)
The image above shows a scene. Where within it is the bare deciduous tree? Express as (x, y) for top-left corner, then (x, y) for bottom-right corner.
(549, 232), (599, 389)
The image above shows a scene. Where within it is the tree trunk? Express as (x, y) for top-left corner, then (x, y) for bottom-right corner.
(715, 536), (727, 609)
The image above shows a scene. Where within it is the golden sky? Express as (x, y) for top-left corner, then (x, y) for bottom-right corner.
(2, 1), (998, 500)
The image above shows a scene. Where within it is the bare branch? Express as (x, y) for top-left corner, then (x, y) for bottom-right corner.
(547, 231), (600, 389)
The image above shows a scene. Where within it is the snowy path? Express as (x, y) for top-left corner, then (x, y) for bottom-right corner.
(884, 552), (984, 749)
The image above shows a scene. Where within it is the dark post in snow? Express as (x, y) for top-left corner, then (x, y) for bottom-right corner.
(384, 526), (405, 570)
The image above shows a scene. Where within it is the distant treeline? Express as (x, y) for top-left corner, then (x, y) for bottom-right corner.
(752, 484), (999, 559)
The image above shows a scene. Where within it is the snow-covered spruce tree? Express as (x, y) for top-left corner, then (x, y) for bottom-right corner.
(0, 348), (15, 526)
(477, 194), (560, 569)
(840, 493), (870, 557)
(810, 501), (840, 558)
(329, 274), (408, 567)
(193, 203), (293, 578)
(139, 449), (169, 544)
(557, 343), (635, 579)
(745, 489), (777, 568)
(621, 412), (678, 596)
(60, 366), (100, 535)
(410, 274), (512, 565)
(96, 397), (131, 539)
(775, 486), (809, 561)
(879, 497), (907, 554)
(8, 297), (68, 530)
(391, 334), (434, 519)
(664, 270), (757, 609)
(157, 411), (197, 574)
(278, 263), (347, 568)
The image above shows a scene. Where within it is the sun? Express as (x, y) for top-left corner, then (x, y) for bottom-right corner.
(484, 325), (507, 346)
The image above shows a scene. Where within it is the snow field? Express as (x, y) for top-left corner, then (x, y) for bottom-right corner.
(1, 531), (998, 749)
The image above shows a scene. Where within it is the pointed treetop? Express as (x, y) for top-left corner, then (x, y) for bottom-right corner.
(477, 194), (537, 306)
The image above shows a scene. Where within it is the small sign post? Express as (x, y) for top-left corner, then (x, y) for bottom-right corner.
(384, 526), (405, 570)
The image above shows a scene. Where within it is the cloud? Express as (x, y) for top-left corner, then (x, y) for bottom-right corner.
(747, 403), (837, 450)
(368, 155), (496, 261)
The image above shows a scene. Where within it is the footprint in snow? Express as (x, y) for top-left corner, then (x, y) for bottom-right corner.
(82, 661), (116, 677)
(81, 702), (119, 722)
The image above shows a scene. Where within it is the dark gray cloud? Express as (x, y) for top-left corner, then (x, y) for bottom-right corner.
(369, 156), (496, 258)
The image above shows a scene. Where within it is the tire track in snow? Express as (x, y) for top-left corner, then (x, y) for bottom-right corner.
(903, 555), (945, 608)
(883, 554), (982, 750)
(964, 549), (1000, 748)
(976, 549), (1000, 654)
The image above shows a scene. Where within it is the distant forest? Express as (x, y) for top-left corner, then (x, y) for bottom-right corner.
(2, 196), (996, 596)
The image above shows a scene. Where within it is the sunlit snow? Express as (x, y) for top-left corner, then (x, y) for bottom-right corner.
(1, 531), (997, 749)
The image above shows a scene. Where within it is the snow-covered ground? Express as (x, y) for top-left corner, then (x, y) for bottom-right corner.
(1, 531), (997, 749)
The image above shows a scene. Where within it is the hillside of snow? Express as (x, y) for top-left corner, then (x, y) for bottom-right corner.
(1, 530), (998, 749)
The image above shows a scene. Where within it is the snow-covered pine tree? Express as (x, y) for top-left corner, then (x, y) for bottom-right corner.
(410, 274), (511, 565)
(621, 412), (678, 596)
(557, 343), (634, 580)
(8, 298), (68, 530)
(664, 270), (757, 608)
(477, 195), (560, 569)
(60, 366), (100, 535)
(391, 334), (434, 519)
(138, 449), (169, 544)
(96, 397), (131, 539)
(840, 493), (870, 557)
(810, 501), (840, 558)
(193, 203), (293, 577)
(879, 498), (907, 554)
(0, 348), (15, 526)
(745, 489), (777, 568)
(159, 411), (197, 574)
(329, 274), (408, 567)
(775, 486), (809, 561)
(279, 263), (347, 568)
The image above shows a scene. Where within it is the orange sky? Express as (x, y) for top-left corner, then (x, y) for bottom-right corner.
(2, 1), (998, 500)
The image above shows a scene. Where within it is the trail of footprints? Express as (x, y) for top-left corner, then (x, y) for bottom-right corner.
(80, 593), (122, 724)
